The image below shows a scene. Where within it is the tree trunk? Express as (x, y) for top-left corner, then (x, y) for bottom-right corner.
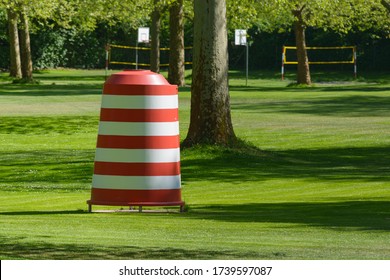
(168, 0), (185, 86)
(19, 8), (33, 81)
(150, 0), (161, 73)
(182, 0), (236, 147)
(293, 6), (311, 85)
(7, 9), (22, 79)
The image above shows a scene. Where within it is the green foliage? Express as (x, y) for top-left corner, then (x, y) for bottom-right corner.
(31, 28), (68, 69)
(254, 0), (389, 34)
(0, 0), (389, 71)
(29, 26), (108, 69)
(226, 0), (258, 30)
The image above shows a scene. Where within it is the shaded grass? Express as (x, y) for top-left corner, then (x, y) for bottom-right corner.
(0, 199), (389, 260)
(189, 201), (390, 231)
(0, 116), (98, 135)
(181, 145), (390, 183)
(0, 150), (94, 192)
(0, 236), (270, 260)
(0, 83), (102, 96)
(232, 95), (390, 117)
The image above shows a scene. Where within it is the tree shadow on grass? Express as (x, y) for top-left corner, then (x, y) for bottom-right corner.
(2, 144), (389, 193)
(0, 236), (272, 260)
(232, 95), (390, 117)
(0, 150), (94, 191)
(0, 210), (87, 216)
(187, 201), (390, 232)
(0, 116), (99, 135)
(0, 83), (102, 96)
(1, 201), (389, 259)
(181, 145), (390, 183)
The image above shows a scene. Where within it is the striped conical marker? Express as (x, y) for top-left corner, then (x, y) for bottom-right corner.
(87, 70), (184, 212)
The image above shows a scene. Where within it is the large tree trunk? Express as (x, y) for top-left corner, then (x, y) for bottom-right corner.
(182, 0), (236, 147)
(150, 0), (161, 73)
(19, 8), (33, 81)
(293, 6), (311, 85)
(7, 9), (22, 79)
(168, 0), (185, 86)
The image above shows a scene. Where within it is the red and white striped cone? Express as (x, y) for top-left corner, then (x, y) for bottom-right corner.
(87, 70), (184, 212)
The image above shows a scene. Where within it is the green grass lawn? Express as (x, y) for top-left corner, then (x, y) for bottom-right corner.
(0, 69), (389, 259)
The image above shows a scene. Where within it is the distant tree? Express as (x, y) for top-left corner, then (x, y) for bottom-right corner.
(18, 6), (32, 81)
(1, 0), (152, 79)
(183, 0), (236, 147)
(6, 8), (21, 78)
(168, 0), (185, 86)
(2, 0), (70, 80)
(255, 0), (389, 85)
(150, 0), (163, 73)
(291, 4), (311, 85)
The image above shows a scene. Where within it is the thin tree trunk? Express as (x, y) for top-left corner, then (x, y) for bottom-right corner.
(293, 6), (311, 85)
(7, 9), (22, 79)
(183, 0), (236, 147)
(168, 0), (185, 86)
(150, 0), (161, 73)
(19, 8), (33, 81)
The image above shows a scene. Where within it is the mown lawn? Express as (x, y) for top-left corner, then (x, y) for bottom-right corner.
(0, 69), (389, 259)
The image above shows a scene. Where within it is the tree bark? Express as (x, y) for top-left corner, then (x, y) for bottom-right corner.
(150, 0), (161, 73)
(183, 0), (236, 147)
(7, 9), (22, 79)
(168, 0), (185, 86)
(292, 6), (311, 85)
(19, 8), (33, 81)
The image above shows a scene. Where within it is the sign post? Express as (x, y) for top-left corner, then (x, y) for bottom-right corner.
(136, 27), (150, 69)
(235, 29), (248, 86)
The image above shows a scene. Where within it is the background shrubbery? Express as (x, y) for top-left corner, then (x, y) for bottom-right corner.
(0, 13), (389, 71)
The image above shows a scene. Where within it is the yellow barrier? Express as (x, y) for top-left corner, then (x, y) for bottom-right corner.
(281, 45), (357, 79)
(106, 44), (193, 68)
(283, 46), (356, 64)
(108, 44), (193, 51)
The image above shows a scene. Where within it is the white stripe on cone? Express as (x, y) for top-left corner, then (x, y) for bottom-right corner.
(101, 95), (178, 109)
(98, 121), (179, 136)
(94, 148), (180, 163)
(92, 174), (181, 190)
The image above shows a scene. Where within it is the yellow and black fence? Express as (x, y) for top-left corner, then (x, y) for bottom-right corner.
(105, 43), (193, 70)
(281, 46), (357, 79)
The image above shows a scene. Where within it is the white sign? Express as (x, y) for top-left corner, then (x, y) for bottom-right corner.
(235, 29), (247, 46)
(138, 27), (150, 43)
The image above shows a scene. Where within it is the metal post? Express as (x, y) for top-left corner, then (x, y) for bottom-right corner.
(246, 42), (249, 86)
(354, 46), (357, 79)
(136, 41), (139, 70)
(104, 44), (111, 79)
(105, 49), (109, 79)
(281, 53), (285, 80)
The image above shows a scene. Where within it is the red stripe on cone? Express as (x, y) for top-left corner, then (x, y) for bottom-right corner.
(89, 188), (184, 205)
(96, 135), (180, 149)
(94, 162), (180, 176)
(104, 84), (177, 96)
(100, 108), (178, 122)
